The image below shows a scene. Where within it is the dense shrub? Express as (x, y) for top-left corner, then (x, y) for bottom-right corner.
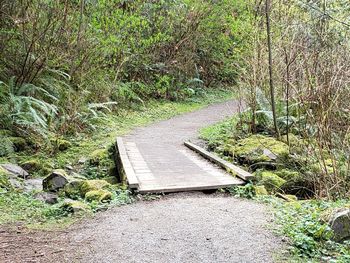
(0, 0), (252, 139)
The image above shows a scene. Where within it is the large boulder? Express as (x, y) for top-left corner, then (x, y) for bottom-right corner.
(0, 163), (29, 178)
(233, 135), (289, 165)
(328, 209), (350, 242)
(43, 169), (69, 192)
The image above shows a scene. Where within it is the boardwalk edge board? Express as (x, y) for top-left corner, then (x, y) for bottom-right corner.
(116, 137), (139, 189)
(184, 141), (254, 182)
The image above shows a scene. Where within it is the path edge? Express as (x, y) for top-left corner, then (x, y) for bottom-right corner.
(184, 141), (254, 182)
(115, 137), (139, 189)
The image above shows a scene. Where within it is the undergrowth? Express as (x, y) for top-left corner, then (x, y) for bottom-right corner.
(0, 89), (234, 228)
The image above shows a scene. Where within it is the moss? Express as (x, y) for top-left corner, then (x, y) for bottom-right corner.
(89, 149), (108, 166)
(9, 137), (27, 152)
(62, 200), (90, 213)
(85, 189), (112, 202)
(64, 180), (85, 198)
(234, 134), (289, 164)
(104, 176), (118, 185)
(0, 129), (13, 137)
(50, 138), (72, 152)
(275, 169), (300, 181)
(310, 159), (335, 175)
(20, 159), (52, 175)
(257, 170), (286, 193)
(254, 185), (268, 195)
(80, 179), (111, 195)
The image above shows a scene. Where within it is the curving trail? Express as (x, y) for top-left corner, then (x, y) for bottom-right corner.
(0, 100), (283, 263)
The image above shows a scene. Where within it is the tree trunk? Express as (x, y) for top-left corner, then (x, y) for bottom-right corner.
(265, 0), (279, 138)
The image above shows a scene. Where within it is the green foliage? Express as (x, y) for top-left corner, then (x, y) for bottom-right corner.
(0, 0), (251, 141)
(272, 198), (350, 261)
(228, 183), (256, 199)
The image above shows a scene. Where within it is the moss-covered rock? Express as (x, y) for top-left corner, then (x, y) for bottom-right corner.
(20, 159), (52, 175)
(85, 189), (112, 202)
(9, 137), (27, 152)
(254, 185), (268, 195)
(64, 180), (85, 198)
(62, 200), (90, 213)
(275, 169), (300, 181)
(80, 179), (111, 195)
(233, 135), (289, 164)
(89, 149), (108, 166)
(325, 208), (350, 242)
(257, 170), (286, 193)
(50, 138), (72, 152)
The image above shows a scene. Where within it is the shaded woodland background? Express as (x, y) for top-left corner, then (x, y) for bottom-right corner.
(0, 0), (349, 199)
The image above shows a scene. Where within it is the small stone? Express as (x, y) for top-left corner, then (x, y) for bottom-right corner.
(78, 157), (87, 164)
(65, 165), (74, 171)
(62, 200), (90, 213)
(263, 149), (277, 160)
(34, 192), (58, 204)
(328, 209), (350, 242)
(0, 163), (29, 178)
(43, 169), (69, 192)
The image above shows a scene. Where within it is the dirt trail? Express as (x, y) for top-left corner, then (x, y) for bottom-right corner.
(0, 100), (284, 263)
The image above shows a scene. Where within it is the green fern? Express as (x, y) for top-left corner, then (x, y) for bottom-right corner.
(0, 77), (58, 136)
(0, 136), (14, 157)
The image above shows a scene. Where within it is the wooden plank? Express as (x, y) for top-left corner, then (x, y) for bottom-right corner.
(116, 137), (139, 189)
(184, 141), (255, 182)
(138, 181), (243, 194)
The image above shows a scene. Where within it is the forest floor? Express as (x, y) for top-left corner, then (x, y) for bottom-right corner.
(0, 97), (285, 263)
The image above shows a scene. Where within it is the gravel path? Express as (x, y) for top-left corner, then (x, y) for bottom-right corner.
(0, 99), (283, 263)
(56, 193), (282, 263)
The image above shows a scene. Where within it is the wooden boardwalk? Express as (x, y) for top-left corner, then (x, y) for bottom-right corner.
(121, 100), (244, 193)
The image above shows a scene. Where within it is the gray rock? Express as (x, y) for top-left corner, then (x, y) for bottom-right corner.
(329, 209), (350, 242)
(43, 169), (69, 192)
(66, 165), (74, 171)
(1, 163), (29, 178)
(8, 177), (24, 189)
(34, 192), (58, 204)
(263, 149), (277, 160)
(78, 157), (87, 164)
(24, 178), (43, 192)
